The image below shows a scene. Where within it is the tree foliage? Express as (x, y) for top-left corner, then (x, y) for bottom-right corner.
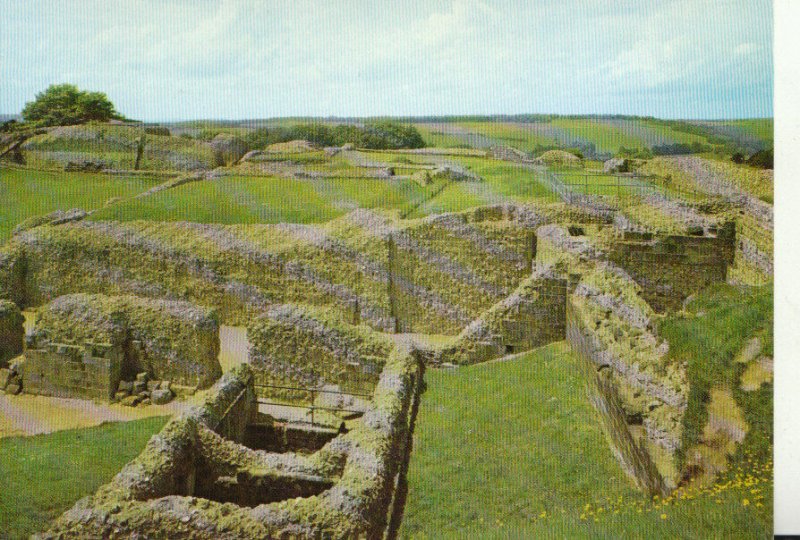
(746, 148), (773, 169)
(22, 84), (122, 127)
(239, 121), (426, 150)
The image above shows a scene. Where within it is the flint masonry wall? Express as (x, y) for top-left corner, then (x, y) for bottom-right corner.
(1, 206), (550, 336)
(247, 303), (394, 398)
(436, 266), (567, 365)
(24, 294), (222, 400)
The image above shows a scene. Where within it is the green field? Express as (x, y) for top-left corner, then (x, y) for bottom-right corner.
(0, 168), (158, 241)
(90, 174), (454, 225)
(0, 416), (169, 539)
(401, 342), (771, 539)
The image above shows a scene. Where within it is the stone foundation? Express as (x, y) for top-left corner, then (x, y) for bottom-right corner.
(41, 349), (425, 539)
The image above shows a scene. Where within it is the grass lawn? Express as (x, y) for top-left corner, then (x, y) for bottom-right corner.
(0, 416), (169, 539)
(0, 167), (158, 242)
(91, 174), (451, 225)
(401, 342), (771, 538)
(454, 158), (559, 202)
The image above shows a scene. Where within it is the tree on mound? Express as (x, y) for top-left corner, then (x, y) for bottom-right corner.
(21, 84), (123, 127)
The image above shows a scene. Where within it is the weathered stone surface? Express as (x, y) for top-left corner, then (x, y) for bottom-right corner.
(151, 388), (174, 405)
(0, 299), (24, 366)
(5, 383), (21, 395)
(120, 395), (141, 407)
(603, 157), (629, 173)
(30, 294), (221, 390)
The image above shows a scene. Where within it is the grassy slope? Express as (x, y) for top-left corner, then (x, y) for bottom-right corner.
(92, 155), (559, 226)
(659, 283), (773, 467)
(91, 175), (448, 225)
(413, 124), (471, 148)
(402, 342), (638, 538)
(0, 167), (158, 242)
(728, 119), (773, 147)
(0, 416), (169, 539)
(457, 122), (558, 153)
(401, 341), (771, 539)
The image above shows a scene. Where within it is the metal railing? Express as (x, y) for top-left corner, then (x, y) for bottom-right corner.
(254, 383), (372, 426)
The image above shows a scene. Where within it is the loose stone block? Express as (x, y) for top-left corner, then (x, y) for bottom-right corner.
(120, 395), (140, 407)
(151, 388), (174, 405)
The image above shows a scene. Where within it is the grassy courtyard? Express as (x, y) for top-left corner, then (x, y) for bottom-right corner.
(401, 342), (771, 539)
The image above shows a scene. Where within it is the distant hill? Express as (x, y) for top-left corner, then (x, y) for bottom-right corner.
(162, 115), (773, 160)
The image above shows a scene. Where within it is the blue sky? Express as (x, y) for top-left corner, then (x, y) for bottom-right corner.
(0, 0), (773, 121)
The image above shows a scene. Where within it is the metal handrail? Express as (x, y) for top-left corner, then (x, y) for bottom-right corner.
(254, 383), (371, 425)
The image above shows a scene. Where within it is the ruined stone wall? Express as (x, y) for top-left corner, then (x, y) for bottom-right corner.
(31, 293), (222, 390)
(247, 303), (394, 397)
(0, 243), (25, 306)
(435, 265), (567, 365)
(605, 222), (736, 312)
(190, 364), (257, 444)
(2, 206), (551, 336)
(567, 299), (667, 495)
(0, 299), (23, 365)
(23, 341), (122, 400)
(42, 349), (426, 539)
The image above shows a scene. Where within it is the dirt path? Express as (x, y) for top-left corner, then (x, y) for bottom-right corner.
(0, 393), (186, 438)
(0, 325), (251, 439)
(219, 325), (250, 371)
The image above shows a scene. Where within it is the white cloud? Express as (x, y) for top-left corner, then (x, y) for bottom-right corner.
(0, 0), (773, 119)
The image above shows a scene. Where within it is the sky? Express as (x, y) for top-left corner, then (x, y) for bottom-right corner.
(0, 0), (773, 121)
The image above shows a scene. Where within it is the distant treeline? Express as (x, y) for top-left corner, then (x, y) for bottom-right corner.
(195, 121), (426, 150)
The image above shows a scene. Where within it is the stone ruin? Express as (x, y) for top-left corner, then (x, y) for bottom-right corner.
(15, 293), (222, 402)
(39, 346), (425, 539)
(0, 199), (748, 534)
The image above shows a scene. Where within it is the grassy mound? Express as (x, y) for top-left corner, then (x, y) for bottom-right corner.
(535, 149), (582, 168)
